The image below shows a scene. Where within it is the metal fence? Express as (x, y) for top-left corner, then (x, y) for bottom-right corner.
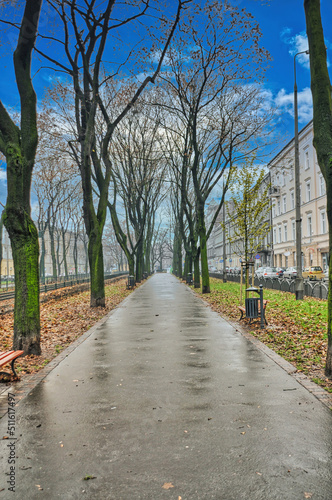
(210, 272), (329, 300)
(0, 272), (129, 302)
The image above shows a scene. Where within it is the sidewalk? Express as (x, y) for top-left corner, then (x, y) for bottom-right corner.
(0, 273), (331, 499)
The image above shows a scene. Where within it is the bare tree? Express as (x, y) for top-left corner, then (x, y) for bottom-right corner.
(36, 0), (189, 306)
(0, 0), (43, 354)
(158, 0), (273, 293)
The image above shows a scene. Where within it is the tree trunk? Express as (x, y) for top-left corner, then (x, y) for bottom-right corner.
(193, 252), (200, 288)
(49, 227), (57, 277)
(135, 240), (143, 282)
(304, 0), (332, 377)
(56, 232), (61, 276)
(108, 202), (135, 277)
(197, 206), (210, 293)
(0, 0), (42, 355)
(3, 205), (40, 354)
(73, 234), (78, 275)
(88, 229), (105, 307)
(39, 227), (46, 282)
(62, 228), (68, 276)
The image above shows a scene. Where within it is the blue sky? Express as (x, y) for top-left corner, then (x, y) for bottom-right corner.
(241, 0), (332, 132)
(0, 0), (332, 205)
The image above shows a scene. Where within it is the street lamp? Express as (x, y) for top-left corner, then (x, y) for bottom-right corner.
(293, 49), (308, 300)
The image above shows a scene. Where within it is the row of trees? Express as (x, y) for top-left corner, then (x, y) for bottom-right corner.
(1, 0), (330, 381)
(165, 2), (272, 293)
(0, 0), (189, 353)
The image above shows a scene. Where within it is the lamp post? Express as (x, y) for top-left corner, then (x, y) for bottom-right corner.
(293, 50), (308, 300)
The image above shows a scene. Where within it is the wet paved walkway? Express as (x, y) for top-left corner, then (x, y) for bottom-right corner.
(0, 273), (331, 499)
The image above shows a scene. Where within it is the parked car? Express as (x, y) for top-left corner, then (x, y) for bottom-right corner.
(276, 267), (285, 278)
(302, 266), (324, 281)
(262, 267), (279, 279)
(323, 269), (329, 281)
(283, 267), (297, 279)
(255, 267), (266, 278)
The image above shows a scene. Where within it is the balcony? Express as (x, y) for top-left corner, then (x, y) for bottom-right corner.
(269, 186), (281, 197)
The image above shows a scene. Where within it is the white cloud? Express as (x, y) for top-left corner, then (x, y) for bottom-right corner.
(281, 29), (310, 69)
(275, 87), (313, 123)
(281, 28), (331, 69)
(0, 169), (6, 181)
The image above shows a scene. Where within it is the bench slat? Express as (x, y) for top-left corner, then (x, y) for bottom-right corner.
(0, 351), (24, 367)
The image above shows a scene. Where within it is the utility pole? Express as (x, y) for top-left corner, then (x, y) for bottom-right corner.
(293, 50), (308, 300)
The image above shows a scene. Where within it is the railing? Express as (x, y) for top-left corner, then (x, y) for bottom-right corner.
(0, 272), (128, 302)
(209, 272), (329, 300)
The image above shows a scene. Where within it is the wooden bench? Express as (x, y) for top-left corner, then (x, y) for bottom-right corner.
(0, 351), (24, 378)
(238, 300), (268, 325)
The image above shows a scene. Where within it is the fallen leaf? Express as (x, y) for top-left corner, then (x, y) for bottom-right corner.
(304, 494), (313, 499)
(83, 475), (96, 481)
(162, 483), (174, 490)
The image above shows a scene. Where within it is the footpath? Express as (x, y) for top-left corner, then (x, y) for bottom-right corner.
(0, 273), (331, 499)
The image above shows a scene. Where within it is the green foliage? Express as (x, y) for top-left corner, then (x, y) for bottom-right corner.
(222, 160), (270, 265)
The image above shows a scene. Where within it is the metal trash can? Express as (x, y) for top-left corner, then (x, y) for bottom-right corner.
(245, 297), (259, 318)
(127, 275), (135, 289)
(186, 273), (193, 285)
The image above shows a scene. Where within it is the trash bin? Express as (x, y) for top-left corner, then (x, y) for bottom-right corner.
(186, 273), (193, 285)
(245, 297), (259, 318)
(127, 275), (135, 289)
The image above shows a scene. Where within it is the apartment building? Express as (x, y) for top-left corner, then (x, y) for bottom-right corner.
(207, 120), (328, 271)
(269, 120), (328, 270)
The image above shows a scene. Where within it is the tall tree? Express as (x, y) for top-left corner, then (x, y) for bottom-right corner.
(304, 0), (332, 377)
(110, 107), (167, 280)
(159, 1), (272, 292)
(38, 0), (189, 307)
(223, 163), (270, 288)
(0, 0), (42, 354)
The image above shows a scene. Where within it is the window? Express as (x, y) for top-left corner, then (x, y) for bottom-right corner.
(289, 165), (294, 181)
(292, 220), (296, 240)
(307, 214), (312, 237)
(282, 195), (287, 213)
(290, 190), (295, 209)
(306, 181), (311, 202)
(272, 204), (276, 218)
(284, 223), (288, 242)
(319, 174), (326, 196)
(273, 228), (277, 245)
(305, 150), (310, 170)
(321, 210), (327, 233)
(282, 171), (286, 187)
(278, 225), (282, 243)
(277, 200), (281, 216)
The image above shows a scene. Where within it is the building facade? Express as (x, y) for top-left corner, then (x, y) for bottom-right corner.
(207, 176), (273, 271)
(269, 120), (328, 270)
(207, 120), (328, 271)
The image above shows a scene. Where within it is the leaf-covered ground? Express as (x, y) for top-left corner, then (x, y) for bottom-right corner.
(0, 278), (133, 378)
(193, 278), (332, 393)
